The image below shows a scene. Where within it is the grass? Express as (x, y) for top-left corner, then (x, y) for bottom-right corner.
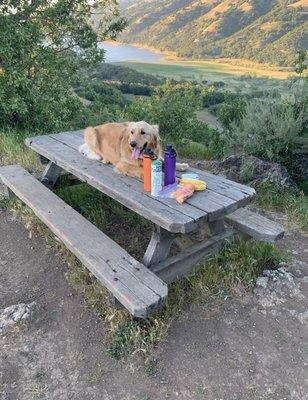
(107, 239), (283, 360)
(0, 129), (40, 172)
(255, 183), (308, 231)
(122, 62), (290, 94)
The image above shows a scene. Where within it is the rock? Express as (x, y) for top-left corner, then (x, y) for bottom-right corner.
(191, 155), (296, 189)
(255, 276), (269, 289)
(253, 264), (302, 308)
(0, 302), (36, 334)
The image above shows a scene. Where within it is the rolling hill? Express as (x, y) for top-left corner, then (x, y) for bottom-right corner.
(119, 0), (308, 66)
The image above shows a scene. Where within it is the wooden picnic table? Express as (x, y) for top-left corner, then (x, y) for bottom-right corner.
(0, 130), (284, 317)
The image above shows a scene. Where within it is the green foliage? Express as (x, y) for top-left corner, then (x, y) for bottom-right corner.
(91, 63), (163, 85)
(295, 49), (307, 76)
(217, 96), (247, 129)
(256, 183), (308, 231)
(121, 81), (222, 157)
(225, 81), (308, 164)
(0, 0), (124, 131)
(0, 129), (39, 170)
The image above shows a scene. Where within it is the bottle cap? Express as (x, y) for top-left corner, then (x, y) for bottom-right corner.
(144, 148), (157, 158)
(165, 145), (177, 156)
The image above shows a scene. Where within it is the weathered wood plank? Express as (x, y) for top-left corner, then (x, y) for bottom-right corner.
(52, 131), (249, 219)
(0, 165), (168, 318)
(40, 161), (62, 189)
(27, 131), (256, 229)
(38, 132), (254, 222)
(25, 135), (197, 233)
(151, 229), (235, 284)
(225, 208), (284, 243)
(50, 131), (209, 224)
(142, 226), (177, 267)
(189, 167), (256, 199)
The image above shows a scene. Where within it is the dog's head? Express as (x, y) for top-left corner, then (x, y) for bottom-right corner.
(128, 121), (160, 160)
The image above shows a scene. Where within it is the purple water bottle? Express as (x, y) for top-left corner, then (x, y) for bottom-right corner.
(164, 145), (177, 186)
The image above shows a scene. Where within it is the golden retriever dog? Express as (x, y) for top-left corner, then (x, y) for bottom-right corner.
(78, 121), (188, 179)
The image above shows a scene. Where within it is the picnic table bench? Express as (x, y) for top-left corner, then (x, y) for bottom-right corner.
(0, 130), (284, 317)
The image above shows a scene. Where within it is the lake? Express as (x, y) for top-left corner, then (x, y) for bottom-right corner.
(99, 41), (290, 91)
(100, 41), (164, 63)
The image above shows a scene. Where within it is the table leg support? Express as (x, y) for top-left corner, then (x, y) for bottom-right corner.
(143, 225), (177, 268)
(40, 161), (62, 189)
(208, 220), (226, 235)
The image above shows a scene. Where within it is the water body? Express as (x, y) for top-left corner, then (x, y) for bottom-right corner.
(100, 41), (164, 63)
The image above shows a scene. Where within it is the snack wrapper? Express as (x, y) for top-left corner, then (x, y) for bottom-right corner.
(172, 183), (195, 204)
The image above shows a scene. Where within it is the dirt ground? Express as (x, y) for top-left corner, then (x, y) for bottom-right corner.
(0, 210), (307, 400)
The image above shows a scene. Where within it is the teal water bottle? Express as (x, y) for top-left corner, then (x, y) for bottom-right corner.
(151, 159), (163, 197)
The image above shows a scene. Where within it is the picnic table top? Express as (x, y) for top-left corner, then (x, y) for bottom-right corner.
(25, 130), (256, 234)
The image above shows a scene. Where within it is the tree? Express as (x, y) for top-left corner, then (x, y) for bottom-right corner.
(295, 49), (307, 77)
(0, 0), (126, 131)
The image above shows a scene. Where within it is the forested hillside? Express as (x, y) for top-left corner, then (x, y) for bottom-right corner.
(120, 0), (308, 66)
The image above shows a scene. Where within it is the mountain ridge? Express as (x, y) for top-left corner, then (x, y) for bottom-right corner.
(119, 0), (308, 66)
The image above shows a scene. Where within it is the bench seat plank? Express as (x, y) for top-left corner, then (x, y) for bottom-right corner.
(0, 165), (168, 317)
(225, 208), (284, 243)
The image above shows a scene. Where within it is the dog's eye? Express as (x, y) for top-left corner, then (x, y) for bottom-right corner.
(141, 130), (145, 135)
(131, 130), (134, 135)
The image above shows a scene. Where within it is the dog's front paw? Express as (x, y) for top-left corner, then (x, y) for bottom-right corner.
(114, 165), (127, 175)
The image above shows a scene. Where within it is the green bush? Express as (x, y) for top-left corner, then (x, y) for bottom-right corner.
(120, 81), (222, 158)
(217, 96), (247, 129)
(224, 82), (308, 168)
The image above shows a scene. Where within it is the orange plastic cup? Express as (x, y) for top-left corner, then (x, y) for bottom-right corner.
(143, 149), (156, 192)
(143, 155), (152, 192)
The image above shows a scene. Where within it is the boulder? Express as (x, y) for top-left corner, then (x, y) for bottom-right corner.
(192, 154), (296, 189)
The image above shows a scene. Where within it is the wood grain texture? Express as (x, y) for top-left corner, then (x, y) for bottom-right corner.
(151, 229), (235, 284)
(50, 131), (208, 224)
(26, 131), (256, 230)
(0, 165), (168, 318)
(40, 161), (62, 189)
(26, 135), (197, 233)
(51, 131), (254, 220)
(142, 226), (177, 267)
(225, 208), (284, 243)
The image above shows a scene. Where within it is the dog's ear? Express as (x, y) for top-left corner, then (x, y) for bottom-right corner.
(152, 124), (159, 134)
(152, 125), (161, 150)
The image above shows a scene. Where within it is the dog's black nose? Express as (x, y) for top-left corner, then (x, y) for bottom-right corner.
(130, 141), (137, 148)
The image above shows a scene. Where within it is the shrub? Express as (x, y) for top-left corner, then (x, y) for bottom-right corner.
(119, 81), (223, 158)
(225, 82), (308, 166)
(217, 96), (247, 128)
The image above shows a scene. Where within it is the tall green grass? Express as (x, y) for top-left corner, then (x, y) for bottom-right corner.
(0, 129), (40, 171)
(256, 183), (308, 231)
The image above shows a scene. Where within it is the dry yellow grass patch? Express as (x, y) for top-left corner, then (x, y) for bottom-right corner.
(203, 20), (219, 33)
(202, 0), (234, 20)
(260, 21), (280, 31)
(239, 1), (252, 12)
(288, 0), (308, 8)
